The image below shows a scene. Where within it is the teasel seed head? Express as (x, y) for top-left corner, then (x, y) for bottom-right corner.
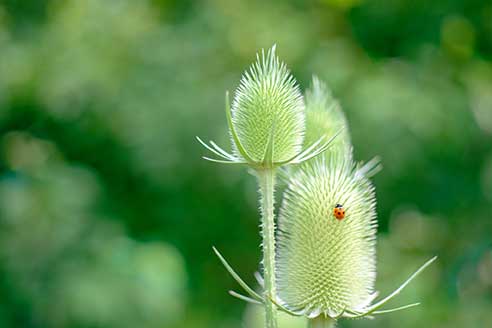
(230, 45), (305, 165)
(304, 77), (352, 161)
(276, 155), (378, 318)
(198, 49), (338, 169)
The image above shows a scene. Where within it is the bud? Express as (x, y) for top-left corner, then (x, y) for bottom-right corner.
(198, 49), (335, 168)
(230, 46), (305, 165)
(304, 77), (352, 161)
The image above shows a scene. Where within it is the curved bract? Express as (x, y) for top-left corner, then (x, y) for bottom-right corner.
(277, 155), (378, 318)
(231, 46), (305, 163)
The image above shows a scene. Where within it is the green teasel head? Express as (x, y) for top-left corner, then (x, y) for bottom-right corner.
(230, 45), (305, 164)
(275, 155), (437, 320)
(197, 47), (338, 169)
(276, 155), (378, 318)
(304, 77), (352, 161)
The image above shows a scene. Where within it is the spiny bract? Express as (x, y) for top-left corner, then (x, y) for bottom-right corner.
(304, 77), (352, 161)
(231, 46), (305, 163)
(276, 155), (378, 318)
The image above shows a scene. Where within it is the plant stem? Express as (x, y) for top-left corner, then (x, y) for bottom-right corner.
(257, 168), (278, 328)
(308, 317), (336, 328)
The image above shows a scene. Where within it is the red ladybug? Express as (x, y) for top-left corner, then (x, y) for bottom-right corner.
(333, 204), (346, 220)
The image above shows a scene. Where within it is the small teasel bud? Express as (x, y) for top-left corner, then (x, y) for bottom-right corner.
(198, 51), (335, 168)
(231, 45), (305, 165)
(304, 77), (352, 161)
(276, 155), (377, 318)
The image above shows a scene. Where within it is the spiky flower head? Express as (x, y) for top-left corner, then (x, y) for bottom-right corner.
(275, 155), (436, 321)
(197, 48), (336, 168)
(304, 77), (352, 161)
(276, 155), (378, 318)
(230, 46), (305, 165)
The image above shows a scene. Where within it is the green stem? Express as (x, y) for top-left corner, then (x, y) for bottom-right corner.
(257, 168), (278, 328)
(308, 317), (336, 328)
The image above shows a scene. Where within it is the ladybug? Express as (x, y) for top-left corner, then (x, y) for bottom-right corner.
(333, 204), (346, 220)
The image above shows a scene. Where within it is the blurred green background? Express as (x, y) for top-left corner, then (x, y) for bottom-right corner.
(0, 0), (491, 327)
